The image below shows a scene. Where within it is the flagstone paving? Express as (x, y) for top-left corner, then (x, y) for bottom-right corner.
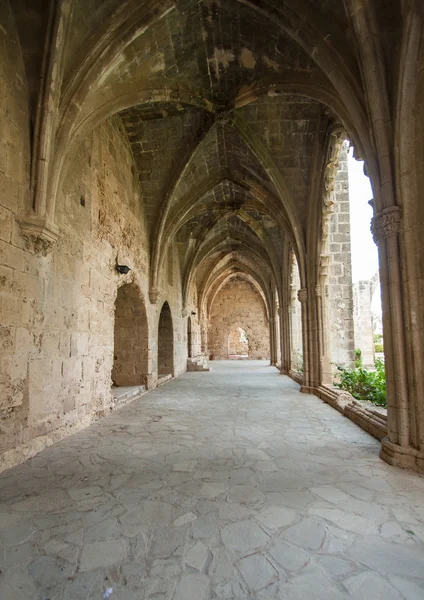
(1, 361), (424, 599)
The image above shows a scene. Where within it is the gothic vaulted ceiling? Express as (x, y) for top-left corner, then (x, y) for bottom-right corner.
(13, 0), (400, 311)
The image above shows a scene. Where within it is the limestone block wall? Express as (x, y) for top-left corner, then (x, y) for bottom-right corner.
(353, 280), (375, 367)
(328, 144), (355, 368)
(208, 278), (270, 360)
(0, 12), (186, 469)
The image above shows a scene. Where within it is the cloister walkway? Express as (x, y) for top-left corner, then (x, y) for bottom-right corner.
(1, 361), (424, 599)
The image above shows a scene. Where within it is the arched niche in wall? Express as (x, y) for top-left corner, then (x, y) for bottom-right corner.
(228, 327), (249, 358)
(158, 301), (174, 377)
(112, 283), (149, 387)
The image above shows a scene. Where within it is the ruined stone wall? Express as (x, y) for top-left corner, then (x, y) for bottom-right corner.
(0, 78), (185, 470)
(328, 143), (355, 368)
(208, 278), (270, 360)
(353, 280), (375, 367)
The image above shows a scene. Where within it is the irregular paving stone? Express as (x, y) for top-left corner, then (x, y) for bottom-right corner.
(228, 484), (266, 505)
(1, 362), (424, 598)
(149, 526), (188, 558)
(268, 540), (310, 571)
(388, 575), (424, 600)
(318, 555), (357, 578)
(199, 483), (227, 498)
(344, 572), (403, 599)
(281, 517), (326, 550)
(238, 552), (278, 591)
(173, 511), (198, 527)
(347, 537), (424, 578)
(255, 505), (298, 529)
(185, 540), (209, 570)
(174, 573), (209, 600)
(79, 539), (128, 571)
(221, 519), (269, 556)
(280, 571), (348, 600)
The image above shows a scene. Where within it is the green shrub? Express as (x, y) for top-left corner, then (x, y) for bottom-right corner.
(335, 358), (386, 407)
(374, 343), (384, 353)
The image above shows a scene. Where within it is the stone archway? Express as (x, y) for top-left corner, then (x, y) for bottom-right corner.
(112, 283), (148, 386)
(158, 302), (174, 376)
(228, 327), (249, 358)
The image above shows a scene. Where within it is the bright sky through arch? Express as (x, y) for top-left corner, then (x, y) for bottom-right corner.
(347, 147), (381, 313)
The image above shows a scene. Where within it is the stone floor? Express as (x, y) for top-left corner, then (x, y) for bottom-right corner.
(1, 361), (424, 600)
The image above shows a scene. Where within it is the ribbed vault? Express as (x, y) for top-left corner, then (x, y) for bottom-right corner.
(14, 0), (397, 366)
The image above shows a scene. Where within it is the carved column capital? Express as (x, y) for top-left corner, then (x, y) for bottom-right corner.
(371, 207), (401, 246)
(297, 288), (308, 304)
(18, 215), (60, 256)
(149, 288), (160, 304)
(315, 285), (322, 297)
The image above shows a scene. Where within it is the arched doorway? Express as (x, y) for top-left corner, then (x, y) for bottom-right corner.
(158, 301), (174, 376)
(228, 327), (249, 359)
(112, 283), (148, 386)
(187, 316), (192, 358)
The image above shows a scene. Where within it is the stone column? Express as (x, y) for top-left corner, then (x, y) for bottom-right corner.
(269, 317), (276, 365)
(319, 255), (333, 384)
(279, 306), (290, 374)
(372, 207), (423, 469)
(298, 288), (310, 392)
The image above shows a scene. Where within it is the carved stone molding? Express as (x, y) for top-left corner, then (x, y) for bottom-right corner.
(18, 215), (60, 256)
(319, 254), (330, 278)
(315, 285), (322, 297)
(149, 288), (160, 304)
(181, 308), (188, 318)
(297, 288), (308, 304)
(371, 206), (402, 246)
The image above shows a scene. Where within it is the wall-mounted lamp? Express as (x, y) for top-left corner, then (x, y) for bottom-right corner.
(116, 264), (131, 275)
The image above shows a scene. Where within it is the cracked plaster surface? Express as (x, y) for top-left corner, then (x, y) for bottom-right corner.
(0, 361), (424, 599)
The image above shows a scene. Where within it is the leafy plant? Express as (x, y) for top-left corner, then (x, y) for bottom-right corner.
(335, 356), (386, 407)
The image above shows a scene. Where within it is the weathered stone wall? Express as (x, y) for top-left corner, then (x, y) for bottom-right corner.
(328, 143), (355, 368)
(353, 280), (375, 367)
(0, 100), (185, 469)
(208, 277), (270, 360)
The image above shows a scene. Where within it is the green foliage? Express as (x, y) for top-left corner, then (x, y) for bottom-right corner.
(335, 357), (386, 407)
(374, 343), (384, 353)
(374, 333), (383, 344)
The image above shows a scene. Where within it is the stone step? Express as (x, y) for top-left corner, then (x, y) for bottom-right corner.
(157, 373), (173, 386)
(111, 385), (146, 402)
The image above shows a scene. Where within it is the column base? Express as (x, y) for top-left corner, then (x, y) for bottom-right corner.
(380, 437), (424, 473)
(300, 385), (314, 394)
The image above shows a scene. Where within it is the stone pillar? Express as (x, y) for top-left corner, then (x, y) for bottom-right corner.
(372, 207), (423, 470)
(269, 317), (276, 365)
(298, 288), (310, 392)
(319, 254), (333, 384)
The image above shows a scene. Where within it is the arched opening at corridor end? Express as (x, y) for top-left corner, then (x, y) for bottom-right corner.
(112, 283), (148, 387)
(158, 302), (174, 377)
(228, 327), (249, 359)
